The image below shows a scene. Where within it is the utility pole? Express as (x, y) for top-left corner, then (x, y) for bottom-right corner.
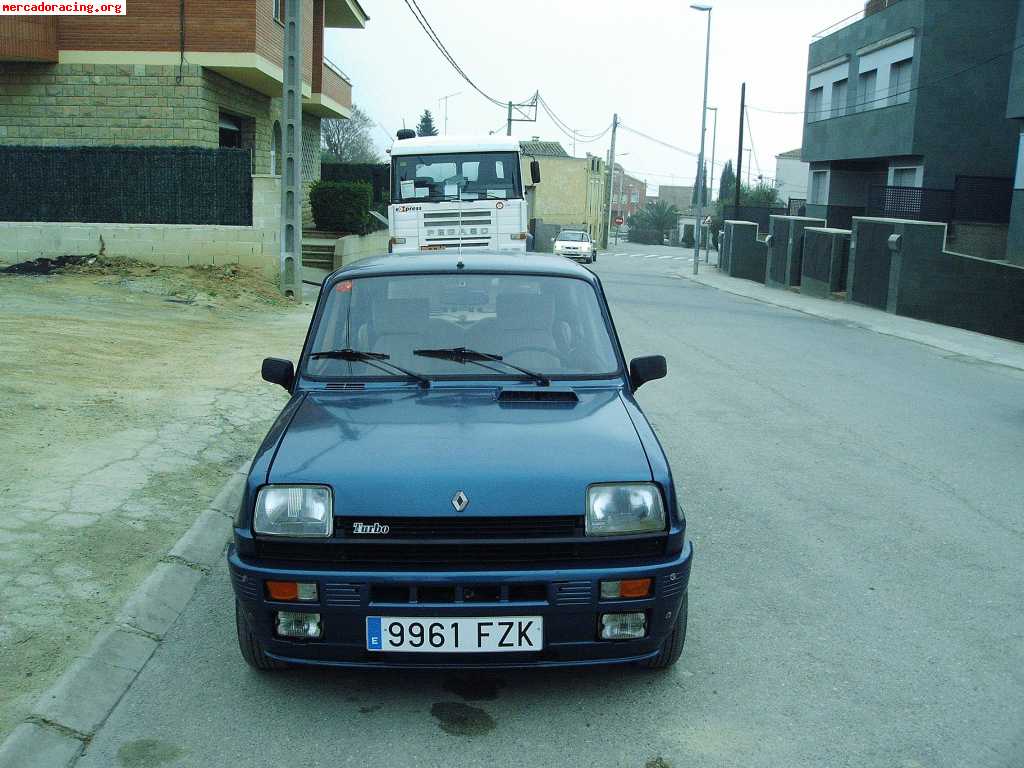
(506, 101), (513, 136)
(279, 0), (302, 297)
(692, 4), (711, 276)
(603, 113), (618, 250)
(705, 106), (717, 263)
(734, 82), (745, 220)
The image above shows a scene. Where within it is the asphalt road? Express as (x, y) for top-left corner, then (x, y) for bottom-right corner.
(79, 243), (1024, 768)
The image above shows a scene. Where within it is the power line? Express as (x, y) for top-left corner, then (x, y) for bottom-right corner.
(749, 34), (1024, 117)
(744, 105), (762, 179)
(618, 122), (729, 172)
(402, 0), (507, 108)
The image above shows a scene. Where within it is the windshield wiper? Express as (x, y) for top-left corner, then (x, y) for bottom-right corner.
(308, 348), (431, 389)
(414, 347), (550, 386)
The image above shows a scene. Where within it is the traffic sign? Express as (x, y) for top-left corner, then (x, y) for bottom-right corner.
(614, 216), (624, 226)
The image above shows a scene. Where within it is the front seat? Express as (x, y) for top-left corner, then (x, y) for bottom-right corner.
(495, 294), (560, 371)
(370, 298), (429, 369)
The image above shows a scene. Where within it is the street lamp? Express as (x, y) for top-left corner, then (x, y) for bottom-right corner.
(690, 3), (711, 275)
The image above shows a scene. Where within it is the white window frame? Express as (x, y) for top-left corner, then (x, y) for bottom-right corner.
(856, 34), (915, 113)
(888, 165), (922, 188)
(806, 59), (849, 123)
(830, 78), (848, 118)
(809, 169), (829, 205)
(857, 69), (878, 113)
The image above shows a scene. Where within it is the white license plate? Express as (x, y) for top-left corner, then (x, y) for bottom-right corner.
(366, 616), (543, 653)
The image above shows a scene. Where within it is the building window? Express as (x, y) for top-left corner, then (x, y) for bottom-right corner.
(830, 79), (847, 118)
(858, 69), (877, 112)
(890, 166), (920, 187)
(809, 170), (828, 205)
(807, 87), (824, 123)
(889, 58), (912, 105)
(218, 113), (242, 148)
(274, 0), (284, 21)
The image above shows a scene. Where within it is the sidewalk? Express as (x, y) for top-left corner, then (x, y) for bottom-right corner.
(681, 265), (1024, 373)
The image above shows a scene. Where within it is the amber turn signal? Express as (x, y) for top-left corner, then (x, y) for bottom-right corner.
(619, 578), (652, 598)
(266, 581), (299, 601)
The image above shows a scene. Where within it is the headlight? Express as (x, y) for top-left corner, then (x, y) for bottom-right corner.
(254, 485), (333, 537)
(586, 483), (665, 536)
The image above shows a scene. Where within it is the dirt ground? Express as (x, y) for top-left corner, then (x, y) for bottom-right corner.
(0, 260), (313, 739)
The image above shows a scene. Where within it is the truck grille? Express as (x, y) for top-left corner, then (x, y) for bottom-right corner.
(423, 210), (493, 246)
(335, 515), (580, 539)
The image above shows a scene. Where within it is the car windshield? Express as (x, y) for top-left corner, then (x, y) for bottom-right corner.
(557, 232), (588, 241)
(392, 151), (521, 202)
(305, 273), (620, 380)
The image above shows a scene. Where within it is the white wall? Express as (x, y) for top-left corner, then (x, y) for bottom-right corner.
(776, 156), (809, 202)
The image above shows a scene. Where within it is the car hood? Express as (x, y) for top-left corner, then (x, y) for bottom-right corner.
(268, 388), (652, 517)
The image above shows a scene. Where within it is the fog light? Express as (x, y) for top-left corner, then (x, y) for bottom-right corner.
(600, 612), (646, 640)
(600, 578), (651, 599)
(276, 611), (322, 639)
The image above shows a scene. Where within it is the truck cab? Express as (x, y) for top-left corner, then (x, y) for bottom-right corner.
(388, 134), (540, 255)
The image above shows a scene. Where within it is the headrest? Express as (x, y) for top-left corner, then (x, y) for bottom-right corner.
(374, 298), (429, 334)
(497, 293), (555, 331)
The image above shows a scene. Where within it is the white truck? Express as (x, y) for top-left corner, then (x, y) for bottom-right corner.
(387, 132), (540, 255)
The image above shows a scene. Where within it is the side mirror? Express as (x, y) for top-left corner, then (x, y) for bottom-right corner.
(262, 357), (294, 391)
(530, 160), (541, 184)
(629, 355), (667, 391)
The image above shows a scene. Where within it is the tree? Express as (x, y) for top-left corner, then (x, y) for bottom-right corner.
(632, 200), (681, 239)
(691, 161), (710, 206)
(416, 109), (439, 137)
(321, 105), (381, 163)
(718, 160), (736, 205)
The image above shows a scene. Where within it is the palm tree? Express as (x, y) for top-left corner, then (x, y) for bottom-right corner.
(633, 200), (681, 240)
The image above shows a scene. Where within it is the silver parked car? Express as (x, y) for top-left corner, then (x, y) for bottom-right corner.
(553, 230), (598, 264)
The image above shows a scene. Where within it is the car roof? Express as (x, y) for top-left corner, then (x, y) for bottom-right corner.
(327, 252), (599, 283)
(556, 230), (588, 236)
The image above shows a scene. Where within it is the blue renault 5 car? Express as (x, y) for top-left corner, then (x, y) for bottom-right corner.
(229, 252), (693, 670)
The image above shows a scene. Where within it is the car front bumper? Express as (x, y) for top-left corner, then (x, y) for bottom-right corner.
(228, 542), (693, 669)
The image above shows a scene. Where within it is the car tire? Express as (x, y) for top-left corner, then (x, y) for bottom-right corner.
(236, 599), (289, 671)
(640, 592), (687, 670)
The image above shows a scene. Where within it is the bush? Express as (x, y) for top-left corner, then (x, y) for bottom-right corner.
(627, 228), (663, 245)
(309, 180), (373, 234)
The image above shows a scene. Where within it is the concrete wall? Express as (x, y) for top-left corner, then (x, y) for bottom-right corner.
(334, 230), (389, 268)
(801, 227), (851, 297)
(849, 217), (947, 309)
(723, 220), (766, 283)
(0, 175), (281, 277)
(766, 215), (826, 288)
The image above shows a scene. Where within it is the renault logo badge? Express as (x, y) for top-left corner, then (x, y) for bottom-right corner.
(451, 491), (469, 512)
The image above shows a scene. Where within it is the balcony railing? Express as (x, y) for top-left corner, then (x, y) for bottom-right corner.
(320, 57), (352, 111)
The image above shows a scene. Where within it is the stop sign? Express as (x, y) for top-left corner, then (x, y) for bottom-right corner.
(614, 216), (624, 226)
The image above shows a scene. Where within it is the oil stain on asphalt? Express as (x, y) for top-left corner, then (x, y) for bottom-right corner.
(430, 702), (496, 736)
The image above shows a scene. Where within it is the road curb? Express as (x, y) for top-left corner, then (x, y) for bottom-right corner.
(0, 461), (248, 768)
(680, 269), (1024, 373)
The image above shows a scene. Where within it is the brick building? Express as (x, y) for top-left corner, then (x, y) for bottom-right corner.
(0, 0), (367, 220)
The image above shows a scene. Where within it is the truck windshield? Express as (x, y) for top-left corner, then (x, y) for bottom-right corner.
(305, 274), (621, 381)
(392, 151), (522, 202)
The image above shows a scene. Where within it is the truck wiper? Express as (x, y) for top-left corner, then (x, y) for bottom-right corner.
(414, 347), (550, 386)
(308, 348), (431, 389)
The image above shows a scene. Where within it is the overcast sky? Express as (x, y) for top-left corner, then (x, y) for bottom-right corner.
(325, 0), (857, 195)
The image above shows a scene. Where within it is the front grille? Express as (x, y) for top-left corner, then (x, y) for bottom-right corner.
(253, 536), (667, 568)
(422, 210), (494, 245)
(323, 582), (363, 607)
(553, 581), (593, 606)
(370, 583), (547, 604)
(336, 515), (581, 539)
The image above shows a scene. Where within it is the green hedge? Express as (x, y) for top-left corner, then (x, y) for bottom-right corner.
(627, 228), (663, 245)
(309, 180), (373, 234)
